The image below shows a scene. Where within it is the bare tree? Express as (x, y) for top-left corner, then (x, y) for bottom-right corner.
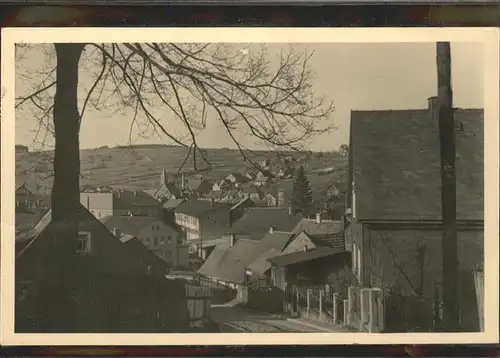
(15, 42), (334, 330)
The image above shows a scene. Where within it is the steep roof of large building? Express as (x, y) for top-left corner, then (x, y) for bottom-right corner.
(349, 106), (483, 221)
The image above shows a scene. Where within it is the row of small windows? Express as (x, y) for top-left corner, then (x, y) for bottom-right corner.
(143, 235), (174, 247)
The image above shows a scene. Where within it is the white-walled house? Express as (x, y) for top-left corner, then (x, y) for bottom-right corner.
(174, 199), (232, 243)
(101, 215), (189, 269)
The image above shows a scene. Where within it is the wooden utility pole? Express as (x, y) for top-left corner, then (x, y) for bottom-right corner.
(436, 42), (460, 331)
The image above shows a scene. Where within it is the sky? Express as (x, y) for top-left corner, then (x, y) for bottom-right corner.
(15, 42), (484, 152)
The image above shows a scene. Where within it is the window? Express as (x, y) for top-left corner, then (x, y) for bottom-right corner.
(160, 236), (165, 245)
(77, 232), (92, 255)
(154, 236), (158, 246)
(167, 236), (172, 244)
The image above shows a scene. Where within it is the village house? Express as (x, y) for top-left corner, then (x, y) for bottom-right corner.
(198, 228), (294, 289)
(174, 198), (232, 243)
(145, 168), (182, 203)
(267, 247), (351, 290)
(244, 171), (257, 181)
(345, 97), (484, 331)
(265, 213), (349, 289)
(15, 183), (49, 213)
(185, 175), (213, 197)
(212, 178), (232, 192)
(276, 166), (295, 179)
(80, 186), (161, 219)
(101, 215), (189, 269)
(225, 173), (249, 186)
(238, 186), (264, 202)
(15, 203), (190, 332)
(254, 170), (273, 187)
(16, 203), (171, 278)
(229, 206), (302, 241)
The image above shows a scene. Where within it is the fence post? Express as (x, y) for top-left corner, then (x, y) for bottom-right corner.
(295, 286), (300, 316)
(306, 288), (312, 317)
(325, 284), (331, 297)
(374, 288), (384, 333)
(333, 293), (339, 323)
(319, 290), (324, 321)
(347, 286), (354, 327)
(360, 288), (370, 331)
(283, 282), (288, 313)
(343, 299), (349, 326)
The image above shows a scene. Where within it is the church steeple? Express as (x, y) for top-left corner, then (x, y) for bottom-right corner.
(160, 168), (168, 186)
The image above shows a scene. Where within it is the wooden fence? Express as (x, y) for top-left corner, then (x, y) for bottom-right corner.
(283, 284), (344, 325)
(16, 273), (214, 333)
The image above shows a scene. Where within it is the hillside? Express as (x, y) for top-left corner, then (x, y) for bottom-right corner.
(15, 145), (348, 194)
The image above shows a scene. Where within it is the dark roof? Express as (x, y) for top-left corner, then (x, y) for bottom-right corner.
(350, 107), (483, 220)
(291, 218), (343, 236)
(114, 189), (160, 209)
(188, 177), (213, 192)
(175, 199), (230, 217)
(162, 198), (186, 210)
(230, 207), (302, 240)
(307, 232), (345, 250)
(267, 247), (346, 267)
(228, 173), (249, 182)
(101, 215), (169, 238)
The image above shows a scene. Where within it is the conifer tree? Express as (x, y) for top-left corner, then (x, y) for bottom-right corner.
(291, 165), (313, 215)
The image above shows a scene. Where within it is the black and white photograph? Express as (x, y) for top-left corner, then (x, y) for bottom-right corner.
(2, 28), (498, 344)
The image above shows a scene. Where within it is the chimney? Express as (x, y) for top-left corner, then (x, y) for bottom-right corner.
(113, 228), (122, 238)
(269, 226), (274, 234)
(133, 190), (137, 197)
(428, 96), (439, 122)
(288, 206), (293, 215)
(161, 168), (168, 186)
(278, 189), (285, 207)
(316, 212), (322, 224)
(230, 234), (236, 247)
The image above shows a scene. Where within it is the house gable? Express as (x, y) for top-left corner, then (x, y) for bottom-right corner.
(282, 231), (316, 255)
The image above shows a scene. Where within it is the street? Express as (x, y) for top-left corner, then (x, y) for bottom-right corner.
(211, 301), (349, 333)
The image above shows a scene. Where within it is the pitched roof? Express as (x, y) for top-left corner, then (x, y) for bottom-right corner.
(162, 198), (186, 210)
(175, 199), (230, 217)
(227, 173), (249, 183)
(198, 230), (293, 283)
(198, 239), (260, 283)
(101, 215), (166, 238)
(247, 248), (281, 275)
(230, 207), (302, 240)
(291, 218), (343, 236)
(113, 189), (160, 209)
(350, 107), (484, 220)
(188, 177), (213, 192)
(267, 247), (346, 267)
(150, 182), (181, 200)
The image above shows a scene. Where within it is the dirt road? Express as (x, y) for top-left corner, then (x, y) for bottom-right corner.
(211, 302), (348, 333)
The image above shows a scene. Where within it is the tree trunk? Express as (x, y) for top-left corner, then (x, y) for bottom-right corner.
(43, 43), (84, 332)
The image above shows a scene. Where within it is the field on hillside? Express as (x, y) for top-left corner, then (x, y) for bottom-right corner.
(15, 145), (348, 194)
